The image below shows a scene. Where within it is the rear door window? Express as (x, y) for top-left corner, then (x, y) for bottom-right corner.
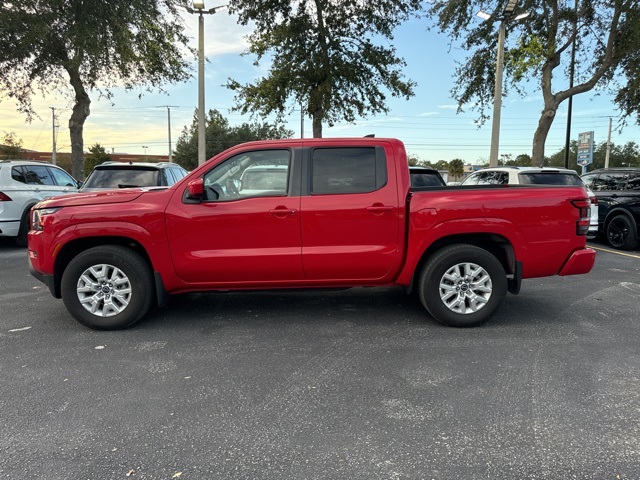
(311, 147), (386, 195)
(475, 171), (508, 185)
(22, 165), (56, 185)
(594, 172), (626, 191)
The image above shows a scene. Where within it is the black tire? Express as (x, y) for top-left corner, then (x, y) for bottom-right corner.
(61, 246), (155, 330)
(14, 207), (32, 247)
(418, 244), (507, 328)
(605, 214), (638, 250)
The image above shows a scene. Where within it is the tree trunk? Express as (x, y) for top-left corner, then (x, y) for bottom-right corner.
(66, 67), (91, 180)
(532, 106), (557, 167)
(312, 113), (323, 138)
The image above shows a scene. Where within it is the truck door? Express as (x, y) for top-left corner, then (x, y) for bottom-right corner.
(165, 148), (304, 284)
(300, 145), (402, 281)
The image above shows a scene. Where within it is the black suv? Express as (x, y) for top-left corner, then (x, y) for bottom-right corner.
(81, 162), (188, 192)
(581, 168), (640, 250)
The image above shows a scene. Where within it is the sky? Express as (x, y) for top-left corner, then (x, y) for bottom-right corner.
(1, 7), (638, 166)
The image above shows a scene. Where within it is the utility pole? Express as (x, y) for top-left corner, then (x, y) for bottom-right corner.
(564, 0), (579, 169)
(157, 105), (179, 162)
(50, 107), (57, 165)
(300, 102), (304, 139)
(604, 116), (612, 169)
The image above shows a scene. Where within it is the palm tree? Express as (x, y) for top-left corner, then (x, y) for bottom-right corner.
(448, 158), (465, 182)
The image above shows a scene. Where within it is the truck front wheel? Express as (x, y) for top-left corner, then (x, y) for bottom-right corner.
(419, 244), (507, 327)
(61, 246), (154, 330)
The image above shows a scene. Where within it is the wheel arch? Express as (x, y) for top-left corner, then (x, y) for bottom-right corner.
(409, 233), (516, 294)
(604, 207), (638, 232)
(52, 236), (154, 298)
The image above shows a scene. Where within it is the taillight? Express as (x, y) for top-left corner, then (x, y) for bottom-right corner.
(0, 191), (12, 201)
(571, 199), (590, 236)
(589, 195), (598, 206)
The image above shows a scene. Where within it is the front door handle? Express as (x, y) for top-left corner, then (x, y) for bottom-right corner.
(367, 205), (394, 213)
(269, 207), (297, 218)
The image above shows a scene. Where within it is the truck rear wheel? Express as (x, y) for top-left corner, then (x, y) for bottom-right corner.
(61, 246), (154, 330)
(419, 244), (507, 327)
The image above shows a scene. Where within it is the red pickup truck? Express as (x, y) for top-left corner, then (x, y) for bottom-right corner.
(28, 138), (595, 330)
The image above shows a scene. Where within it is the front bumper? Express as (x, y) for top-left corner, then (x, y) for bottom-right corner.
(28, 250), (59, 298)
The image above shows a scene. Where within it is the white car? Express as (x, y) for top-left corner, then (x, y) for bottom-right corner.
(460, 166), (599, 237)
(0, 160), (80, 246)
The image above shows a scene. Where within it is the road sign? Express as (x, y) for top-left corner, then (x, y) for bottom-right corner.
(577, 131), (594, 166)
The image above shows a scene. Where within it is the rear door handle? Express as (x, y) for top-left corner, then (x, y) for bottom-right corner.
(367, 205), (394, 213)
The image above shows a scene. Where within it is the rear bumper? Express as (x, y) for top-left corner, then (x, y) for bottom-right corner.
(558, 248), (596, 276)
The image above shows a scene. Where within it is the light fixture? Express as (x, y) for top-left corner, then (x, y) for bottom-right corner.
(186, 2), (229, 166)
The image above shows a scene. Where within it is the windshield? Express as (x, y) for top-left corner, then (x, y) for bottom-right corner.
(518, 172), (583, 185)
(83, 168), (160, 188)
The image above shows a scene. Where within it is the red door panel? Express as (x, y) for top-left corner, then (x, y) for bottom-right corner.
(165, 197), (303, 284)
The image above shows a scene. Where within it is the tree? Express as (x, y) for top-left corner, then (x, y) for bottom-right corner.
(448, 158), (465, 181)
(227, 0), (422, 138)
(427, 0), (640, 166)
(407, 154), (422, 166)
(0, 1), (193, 180)
(0, 132), (24, 159)
(84, 143), (112, 174)
(173, 109), (294, 170)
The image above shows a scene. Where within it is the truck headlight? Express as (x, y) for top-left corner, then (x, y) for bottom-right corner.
(31, 207), (60, 231)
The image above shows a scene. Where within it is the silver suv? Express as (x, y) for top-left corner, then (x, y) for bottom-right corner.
(460, 166), (599, 236)
(0, 160), (80, 246)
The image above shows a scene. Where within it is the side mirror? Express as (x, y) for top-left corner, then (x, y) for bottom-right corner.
(186, 178), (205, 200)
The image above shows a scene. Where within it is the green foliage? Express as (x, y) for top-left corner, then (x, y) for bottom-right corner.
(0, 132), (23, 159)
(407, 154), (421, 166)
(84, 143), (112, 176)
(448, 158), (465, 181)
(0, 0), (194, 179)
(227, 0), (423, 137)
(173, 109), (294, 170)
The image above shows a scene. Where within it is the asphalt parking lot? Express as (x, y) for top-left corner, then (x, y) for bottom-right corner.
(1, 238), (639, 479)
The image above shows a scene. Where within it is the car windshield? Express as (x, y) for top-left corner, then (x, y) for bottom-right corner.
(518, 172), (583, 185)
(83, 168), (160, 188)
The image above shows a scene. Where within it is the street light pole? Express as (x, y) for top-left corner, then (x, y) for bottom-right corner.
(197, 8), (205, 166)
(477, 2), (530, 167)
(489, 21), (506, 168)
(187, 2), (228, 166)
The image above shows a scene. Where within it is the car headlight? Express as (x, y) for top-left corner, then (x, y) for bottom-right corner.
(31, 207), (60, 231)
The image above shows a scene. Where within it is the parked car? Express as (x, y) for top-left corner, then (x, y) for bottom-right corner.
(81, 162), (188, 192)
(460, 166), (599, 237)
(581, 168), (640, 250)
(0, 160), (80, 246)
(409, 166), (446, 188)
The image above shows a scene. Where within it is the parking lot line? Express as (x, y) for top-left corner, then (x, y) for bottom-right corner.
(589, 245), (640, 259)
